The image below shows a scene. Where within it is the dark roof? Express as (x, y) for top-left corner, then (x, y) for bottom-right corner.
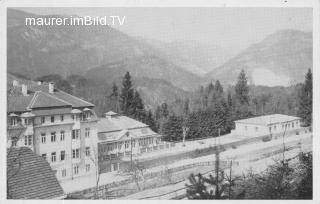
(29, 91), (72, 109)
(7, 81), (94, 113)
(7, 95), (34, 112)
(52, 91), (94, 108)
(7, 147), (65, 199)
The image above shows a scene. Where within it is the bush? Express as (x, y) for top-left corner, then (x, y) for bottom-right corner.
(262, 136), (272, 142)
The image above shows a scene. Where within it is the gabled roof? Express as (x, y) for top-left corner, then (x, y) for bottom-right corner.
(234, 114), (301, 126)
(28, 91), (72, 109)
(7, 147), (65, 199)
(7, 95), (34, 112)
(97, 114), (149, 133)
(52, 91), (94, 108)
(7, 80), (94, 113)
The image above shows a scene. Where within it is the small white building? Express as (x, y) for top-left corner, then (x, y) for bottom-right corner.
(233, 114), (301, 137)
(97, 111), (164, 173)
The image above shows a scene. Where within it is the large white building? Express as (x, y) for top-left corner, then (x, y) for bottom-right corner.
(7, 80), (99, 181)
(233, 114), (301, 137)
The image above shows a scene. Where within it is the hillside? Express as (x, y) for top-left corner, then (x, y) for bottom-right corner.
(206, 30), (312, 86)
(7, 9), (202, 91)
(141, 39), (233, 75)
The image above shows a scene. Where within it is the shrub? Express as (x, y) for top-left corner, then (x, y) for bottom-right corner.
(262, 136), (271, 142)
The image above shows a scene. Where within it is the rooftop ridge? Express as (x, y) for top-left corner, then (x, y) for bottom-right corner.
(42, 91), (73, 107)
(27, 91), (40, 110)
(58, 89), (94, 107)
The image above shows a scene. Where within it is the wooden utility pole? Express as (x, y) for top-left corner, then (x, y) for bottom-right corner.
(130, 137), (133, 170)
(228, 160), (233, 199)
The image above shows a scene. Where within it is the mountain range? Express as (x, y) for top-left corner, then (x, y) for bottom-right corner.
(7, 9), (312, 108)
(205, 29), (312, 86)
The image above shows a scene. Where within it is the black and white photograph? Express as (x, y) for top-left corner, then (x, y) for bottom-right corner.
(2, 0), (319, 201)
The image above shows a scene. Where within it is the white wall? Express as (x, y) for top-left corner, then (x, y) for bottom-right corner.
(234, 119), (301, 137)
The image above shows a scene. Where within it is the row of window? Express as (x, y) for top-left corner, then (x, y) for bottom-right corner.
(72, 128), (90, 139)
(40, 128), (90, 144)
(41, 131), (65, 144)
(72, 147), (91, 159)
(42, 151), (66, 162)
(40, 115), (64, 124)
(101, 137), (161, 153)
(244, 121), (299, 132)
(11, 118), (32, 126)
(42, 147), (90, 162)
(60, 164), (91, 177)
(40, 112), (91, 125)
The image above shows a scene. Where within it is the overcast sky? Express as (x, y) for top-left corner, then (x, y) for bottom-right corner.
(16, 7), (312, 53)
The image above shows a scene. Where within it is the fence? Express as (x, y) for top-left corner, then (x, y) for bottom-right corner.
(69, 158), (238, 199)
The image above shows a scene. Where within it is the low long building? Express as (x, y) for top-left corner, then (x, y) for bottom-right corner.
(97, 111), (164, 172)
(233, 114), (301, 137)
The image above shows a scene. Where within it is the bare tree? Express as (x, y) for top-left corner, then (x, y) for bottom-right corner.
(89, 145), (103, 199)
(130, 159), (146, 191)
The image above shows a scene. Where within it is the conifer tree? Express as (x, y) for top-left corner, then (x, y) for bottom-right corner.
(298, 69), (312, 126)
(162, 114), (183, 141)
(109, 82), (119, 112)
(235, 69), (250, 105)
(146, 110), (157, 132)
(120, 72), (135, 116)
(214, 80), (224, 95)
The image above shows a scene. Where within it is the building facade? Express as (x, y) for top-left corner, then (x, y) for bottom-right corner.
(97, 111), (165, 173)
(7, 80), (99, 181)
(233, 114), (301, 137)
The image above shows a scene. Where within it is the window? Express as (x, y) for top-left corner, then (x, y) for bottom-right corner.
(51, 116), (55, 123)
(255, 127), (259, 132)
(60, 131), (65, 141)
(41, 133), (46, 144)
(41, 116), (45, 124)
(274, 125), (277, 130)
(85, 128), (90, 138)
(132, 140), (136, 148)
(11, 118), (17, 126)
(51, 132), (56, 142)
(60, 151), (65, 161)
(118, 142), (122, 150)
(24, 135), (32, 146)
(11, 140), (17, 147)
(292, 122), (294, 128)
(62, 169), (66, 177)
(244, 126), (248, 131)
(72, 130), (80, 139)
(73, 165), (79, 175)
(60, 115), (64, 122)
(85, 147), (90, 157)
(269, 127), (272, 132)
(51, 152), (56, 162)
(72, 149), (80, 159)
(86, 164), (90, 172)
(41, 154), (47, 160)
(125, 141), (129, 149)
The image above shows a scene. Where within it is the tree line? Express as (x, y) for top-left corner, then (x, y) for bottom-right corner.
(34, 68), (312, 141)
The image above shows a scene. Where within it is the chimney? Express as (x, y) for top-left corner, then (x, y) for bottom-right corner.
(12, 80), (19, 87)
(21, 84), (28, 96)
(49, 82), (54, 93)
